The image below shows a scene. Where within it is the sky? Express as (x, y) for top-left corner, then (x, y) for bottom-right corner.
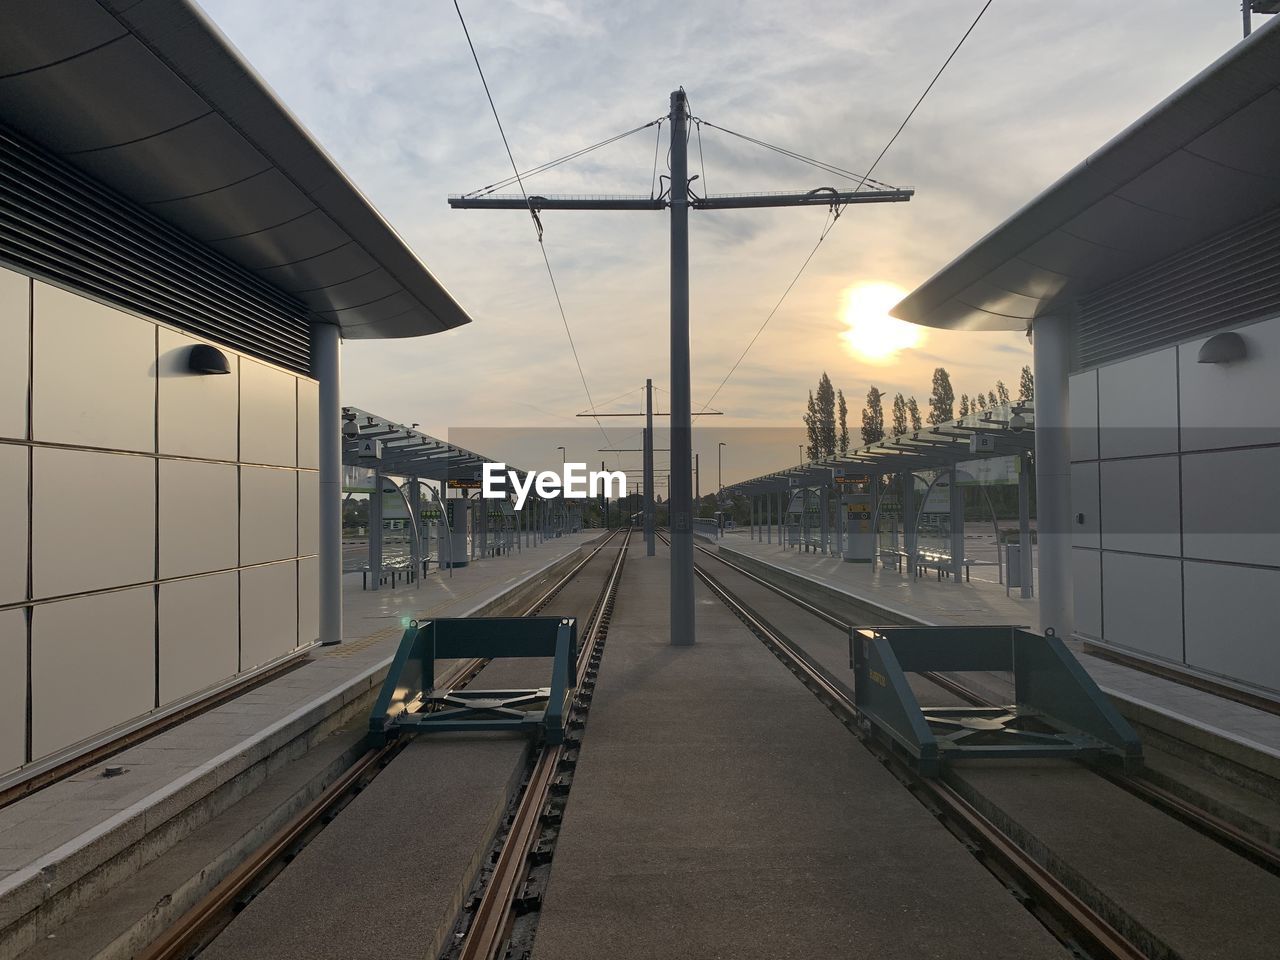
(198, 0), (1250, 484)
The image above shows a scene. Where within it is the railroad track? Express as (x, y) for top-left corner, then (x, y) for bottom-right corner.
(449, 526), (631, 960)
(139, 527), (628, 960)
(665, 532), (1280, 959)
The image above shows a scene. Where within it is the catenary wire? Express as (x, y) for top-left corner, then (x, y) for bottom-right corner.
(695, 0), (995, 421)
(452, 0), (615, 457)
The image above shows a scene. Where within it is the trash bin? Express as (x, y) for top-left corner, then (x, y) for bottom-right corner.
(1006, 544), (1022, 588)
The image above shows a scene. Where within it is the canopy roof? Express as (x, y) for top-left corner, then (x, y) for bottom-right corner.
(728, 404), (1034, 495)
(892, 20), (1280, 331)
(0, 0), (471, 338)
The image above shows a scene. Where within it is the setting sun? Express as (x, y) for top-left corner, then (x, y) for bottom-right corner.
(838, 281), (924, 364)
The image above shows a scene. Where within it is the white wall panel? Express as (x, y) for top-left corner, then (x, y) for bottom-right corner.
(240, 561), (296, 669)
(33, 283), (154, 452)
(1101, 552), (1182, 662)
(0, 608), (25, 773)
(32, 448), (154, 598)
(0, 444), (27, 605)
(240, 359), (296, 467)
(1097, 347), (1178, 459)
(298, 471), (318, 557)
(1184, 561), (1280, 693)
(1068, 369), (1098, 462)
(1099, 457), (1181, 557)
(1072, 548), (1103, 639)
(241, 467), (297, 565)
(31, 586), (154, 758)
(1179, 316), (1280, 452)
(1182, 446), (1280, 567)
(157, 328), (238, 461)
(298, 555), (319, 646)
(1070, 461), (1100, 549)
(159, 573), (238, 703)
(0, 267), (29, 441)
(159, 459), (238, 578)
(297, 378), (319, 469)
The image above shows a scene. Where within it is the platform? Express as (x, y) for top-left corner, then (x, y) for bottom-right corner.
(716, 533), (1280, 779)
(0, 531), (601, 956)
(531, 546), (1064, 959)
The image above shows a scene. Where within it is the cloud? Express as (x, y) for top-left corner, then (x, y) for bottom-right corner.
(197, 0), (1242, 477)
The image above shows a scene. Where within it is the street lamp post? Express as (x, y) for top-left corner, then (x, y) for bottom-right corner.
(557, 445), (566, 463)
(718, 441), (727, 493)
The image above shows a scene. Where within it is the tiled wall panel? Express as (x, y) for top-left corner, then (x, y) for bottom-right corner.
(157, 328), (239, 461)
(32, 447), (155, 598)
(298, 471), (319, 557)
(240, 359), (296, 467)
(0, 267), (29, 441)
(1184, 561), (1280, 693)
(32, 282), (155, 453)
(1097, 347), (1178, 459)
(0, 608), (25, 772)
(297, 379), (319, 469)
(159, 573), (238, 703)
(1072, 548), (1102, 639)
(1070, 461), (1100, 550)
(1099, 456), (1181, 558)
(1179, 316), (1280, 452)
(298, 555), (319, 646)
(1101, 552), (1182, 662)
(241, 561), (297, 669)
(241, 466), (298, 565)
(159, 459), (238, 578)
(1181, 446), (1280, 567)
(0, 444), (27, 605)
(1068, 369), (1098, 462)
(31, 586), (154, 758)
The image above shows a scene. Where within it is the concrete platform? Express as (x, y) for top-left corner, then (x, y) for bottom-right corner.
(531, 546), (1064, 960)
(0, 531), (600, 956)
(717, 534), (1280, 781)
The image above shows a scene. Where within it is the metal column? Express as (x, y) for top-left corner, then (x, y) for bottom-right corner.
(1034, 313), (1071, 634)
(949, 467), (965, 583)
(902, 471), (917, 574)
(820, 482), (830, 554)
(644, 379), (655, 556)
(409, 478), (422, 576)
(369, 469), (383, 590)
(668, 88), (694, 646)
(312, 321), (342, 645)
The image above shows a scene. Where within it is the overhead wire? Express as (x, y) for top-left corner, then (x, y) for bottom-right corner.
(694, 0), (995, 420)
(452, 0), (616, 459)
(691, 120), (899, 192)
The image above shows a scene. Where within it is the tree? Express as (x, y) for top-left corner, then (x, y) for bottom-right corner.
(815, 373), (837, 459)
(996, 380), (1011, 405)
(907, 396), (922, 431)
(861, 387), (885, 445)
(891, 393), (908, 436)
(1019, 365), (1034, 402)
(959, 393), (971, 417)
(927, 367), (955, 425)
(837, 388), (850, 455)
(803, 390), (820, 460)
(987, 389), (997, 408)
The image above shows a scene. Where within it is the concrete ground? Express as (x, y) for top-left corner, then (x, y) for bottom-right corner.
(531, 546), (1065, 960)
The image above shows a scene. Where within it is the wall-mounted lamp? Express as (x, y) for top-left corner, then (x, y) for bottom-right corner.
(188, 344), (230, 375)
(1197, 331), (1247, 365)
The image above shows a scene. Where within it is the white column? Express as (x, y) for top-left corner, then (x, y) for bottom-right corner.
(1032, 313), (1073, 637)
(311, 321), (342, 645)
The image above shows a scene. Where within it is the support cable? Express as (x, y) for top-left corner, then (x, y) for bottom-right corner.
(452, 0), (614, 452)
(695, 0), (995, 420)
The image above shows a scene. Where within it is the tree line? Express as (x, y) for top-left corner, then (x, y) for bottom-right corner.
(803, 365), (1033, 460)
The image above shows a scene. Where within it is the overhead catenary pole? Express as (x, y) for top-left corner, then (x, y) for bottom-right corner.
(669, 88), (695, 646)
(644, 378), (656, 556)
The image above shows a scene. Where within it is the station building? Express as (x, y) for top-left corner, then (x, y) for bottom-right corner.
(894, 20), (1280, 700)
(0, 2), (470, 773)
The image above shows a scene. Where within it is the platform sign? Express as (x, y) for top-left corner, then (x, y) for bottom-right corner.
(955, 456), (1018, 486)
(447, 477), (483, 490)
(357, 438), (383, 460)
(923, 478), (951, 514)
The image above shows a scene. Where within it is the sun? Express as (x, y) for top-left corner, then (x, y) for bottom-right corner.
(838, 281), (924, 364)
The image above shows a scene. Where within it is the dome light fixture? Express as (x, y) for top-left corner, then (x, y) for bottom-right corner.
(1197, 331), (1247, 365)
(187, 344), (231, 375)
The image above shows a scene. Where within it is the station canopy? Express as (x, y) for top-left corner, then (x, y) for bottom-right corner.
(0, 0), (471, 338)
(727, 403), (1035, 496)
(342, 407), (531, 485)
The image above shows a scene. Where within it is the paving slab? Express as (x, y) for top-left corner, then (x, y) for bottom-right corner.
(531, 548), (1064, 960)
